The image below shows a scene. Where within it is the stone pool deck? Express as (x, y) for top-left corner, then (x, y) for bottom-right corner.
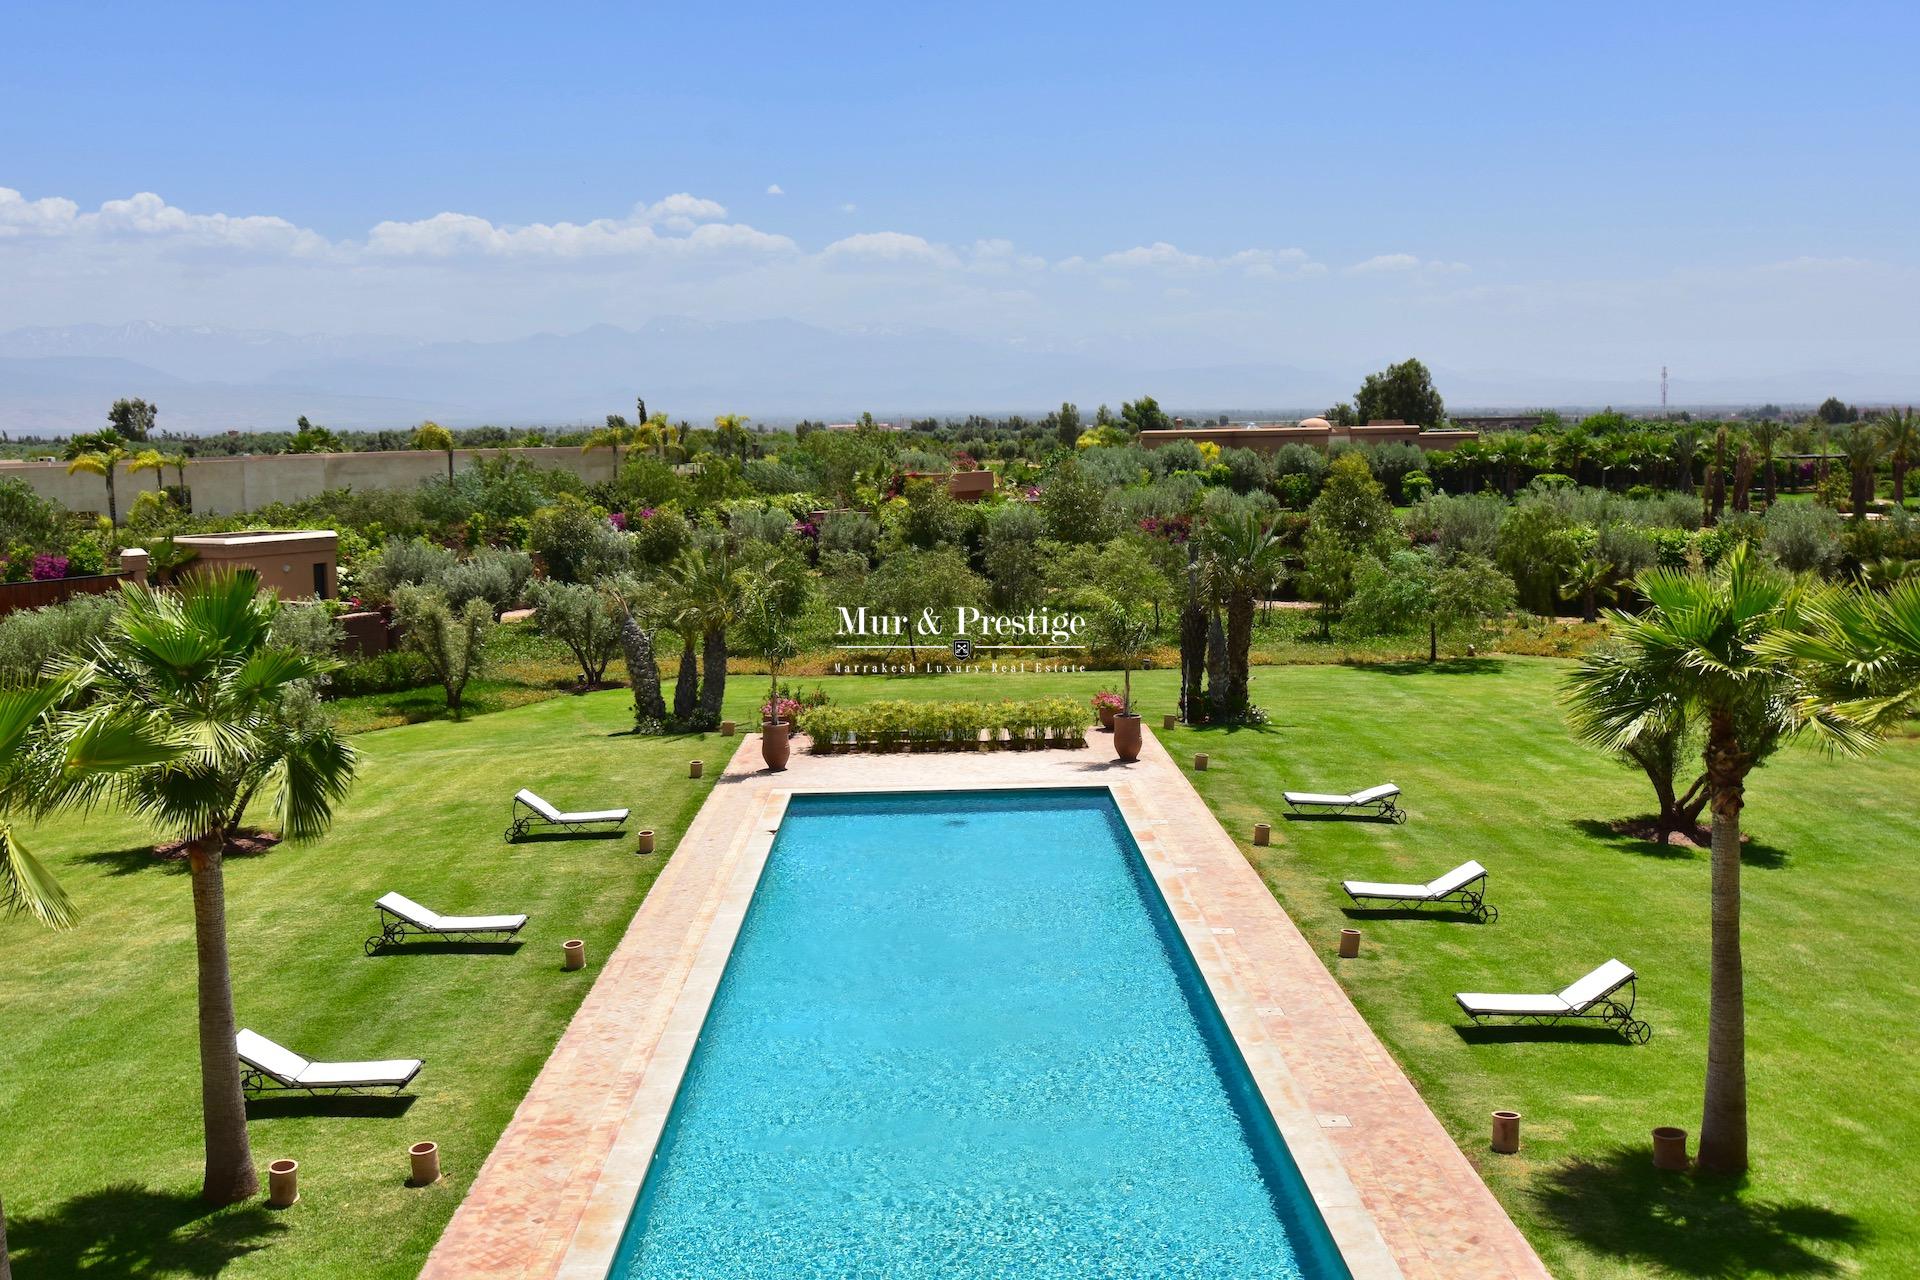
(420, 729), (1550, 1280)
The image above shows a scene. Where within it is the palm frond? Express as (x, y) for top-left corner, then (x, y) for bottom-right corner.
(0, 822), (76, 930)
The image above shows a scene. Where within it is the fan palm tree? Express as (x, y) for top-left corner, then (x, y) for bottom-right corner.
(1762, 575), (1920, 735)
(66, 444), (128, 526)
(635, 412), (683, 463)
(1563, 648), (1709, 842)
(1560, 556), (1618, 623)
(1875, 407), (1918, 509)
(712, 413), (752, 462)
(1835, 423), (1883, 520)
(47, 571), (357, 1204)
(1577, 546), (1854, 1174)
(1200, 513), (1286, 719)
(665, 546), (742, 729)
(412, 420), (457, 484)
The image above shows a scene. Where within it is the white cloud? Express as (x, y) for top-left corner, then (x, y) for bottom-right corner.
(1096, 241), (1318, 278)
(362, 196), (791, 260)
(840, 202), (857, 213)
(821, 231), (958, 268)
(765, 184), (785, 196)
(0, 187), (326, 255)
(1347, 252), (1469, 275)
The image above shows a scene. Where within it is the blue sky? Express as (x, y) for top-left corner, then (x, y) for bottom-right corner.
(3, 0), (1917, 399)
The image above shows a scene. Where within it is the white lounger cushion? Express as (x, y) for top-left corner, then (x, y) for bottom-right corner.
(1456, 992), (1569, 1016)
(1286, 783), (1400, 807)
(1457, 960), (1635, 1018)
(515, 788), (627, 824)
(1346, 860), (1485, 901)
(237, 1029), (422, 1088)
(377, 892), (525, 933)
(1557, 959), (1636, 1012)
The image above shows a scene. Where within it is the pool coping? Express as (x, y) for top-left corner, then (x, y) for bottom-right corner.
(421, 730), (1549, 1280)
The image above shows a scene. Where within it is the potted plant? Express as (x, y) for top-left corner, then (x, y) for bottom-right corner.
(1092, 689), (1125, 730)
(737, 553), (809, 771)
(1088, 590), (1154, 762)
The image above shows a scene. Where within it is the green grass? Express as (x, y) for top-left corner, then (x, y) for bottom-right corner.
(0, 693), (727, 1279)
(3, 659), (1916, 1277)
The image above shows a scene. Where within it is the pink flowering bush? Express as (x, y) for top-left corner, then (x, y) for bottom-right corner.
(1091, 690), (1126, 713)
(762, 696), (802, 724)
(29, 553), (69, 581)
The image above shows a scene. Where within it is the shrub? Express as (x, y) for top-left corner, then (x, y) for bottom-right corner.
(1402, 471), (1434, 503)
(443, 548), (533, 613)
(728, 505), (800, 547)
(361, 537), (456, 602)
(0, 593), (120, 683)
(29, 553), (69, 581)
(1220, 447), (1268, 495)
(818, 511), (880, 561)
(1763, 501), (1843, 574)
(529, 496), (626, 582)
(269, 601), (344, 660)
(796, 698), (1087, 752)
(628, 506), (694, 568)
(392, 584), (493, 709)
(527, 578), (622, 685)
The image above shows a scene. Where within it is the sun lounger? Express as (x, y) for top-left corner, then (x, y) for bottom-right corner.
(366, 891), (528, 954)
(1455, 959), (1649, 1042)
(1343, 859), (1496, 921)
(1283, 782), (1405, 822)
(237, 1028), (423, 1096)
(506, 787), (629, 840)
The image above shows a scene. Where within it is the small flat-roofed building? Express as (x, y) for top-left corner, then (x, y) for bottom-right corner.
(902, 470), (997, 502)
(173, 530), (339, 600)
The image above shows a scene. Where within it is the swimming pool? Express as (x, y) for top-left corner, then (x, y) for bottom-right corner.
(608, 788), (1352, 1278)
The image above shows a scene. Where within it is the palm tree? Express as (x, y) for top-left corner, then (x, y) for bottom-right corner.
(48, 571), (357, 1203)
(412, 421), (457, 485)
(66, 445), (127, 526)
(127, 448), (169, 496)
(1749, 420), (1783, 506)
(1200, 514), (1286, 719)
(734, 547), (810, 717)
(582, 418), (641, 477)
(1563, 648), (1710, 843)
(1667, 428), (1702, 501)
(1836, 423), (1883, 520)
(1578, 546), (1850, 1174)
(636, 412), (683, 462)
(1560, 556), (1617, 623)
(713, 413), (752, 462)
(1763, 575), (1920, 735)
(1875, 407), (1918, 509)
(665, 546), (742, 729)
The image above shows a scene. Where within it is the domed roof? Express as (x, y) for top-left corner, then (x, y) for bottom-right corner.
(1297, 416), (1332, 430)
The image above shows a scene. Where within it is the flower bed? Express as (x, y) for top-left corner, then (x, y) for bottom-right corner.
(797, 698), (1088, 753)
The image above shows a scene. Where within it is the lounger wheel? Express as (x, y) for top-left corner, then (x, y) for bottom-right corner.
(364, 934), (382, 956)
(1479, 904), (1500, 924)
(1624, 1019), (1652, 1044)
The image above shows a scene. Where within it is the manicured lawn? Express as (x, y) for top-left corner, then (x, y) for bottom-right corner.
(3, 659), (1915, 1277)
(0, 693), (725, 1279)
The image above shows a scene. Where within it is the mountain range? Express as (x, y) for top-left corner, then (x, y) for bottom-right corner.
(1, 319), (1913, 434)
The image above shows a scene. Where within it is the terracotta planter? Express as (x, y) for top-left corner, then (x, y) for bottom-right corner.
(688, 759), (704, 779)
(1113, 713), (1142, 761)
(1193, 752), (1209, 771)
(1651, 1126), (1689, 1171)
(1162, 713), (1177, 730)
(1253, 822), (1271, 846)
(719, 720), (736, 736)
(636, 829), (655, 855)
(267, 1158), (299, 1208)
(1338, 927), (1361, 959)
(563, 939), (586, 971)
(761, 719), (791, 771)
(1491, 1111), (1521, 1154)
(409, 1141), (442, 1186)
(1097, 705), (1118, 730)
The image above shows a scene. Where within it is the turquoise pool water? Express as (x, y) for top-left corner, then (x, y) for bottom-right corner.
(609, 788), (1351, 1279)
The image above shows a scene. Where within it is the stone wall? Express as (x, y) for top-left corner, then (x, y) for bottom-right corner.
(0, 446), (620, 517)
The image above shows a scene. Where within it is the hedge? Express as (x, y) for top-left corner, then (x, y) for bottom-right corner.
(797, 698), (1088, 752)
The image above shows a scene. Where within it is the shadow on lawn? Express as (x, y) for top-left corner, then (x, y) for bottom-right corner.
(9, 1182), (286, 1278)
(1533, 1146), (1866, 1277)
(1360, 657), (1507, 677)
(1453, 1024), (1640, 1046)
(1341, 905), (1486, 924)
(365, 940), (525, 957)
(73, 846), (192, 877)
(244, 1094), (416, 1119)
(1568, 818), (1791, 870)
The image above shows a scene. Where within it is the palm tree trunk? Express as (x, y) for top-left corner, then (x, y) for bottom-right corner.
(1428, 618), (1439, 663)
(446, 450), (455, 485)
(619, 615), (666, 726)
(1206, 615), (1230, 722)
(1697, 715), (1749, 1175)
(696, 627), (727, 728)
(672, 633), (698, 723)
(189, 838), (259, 1203)
(107, 473), (119, 527)
(1225, 593), (1255, 714)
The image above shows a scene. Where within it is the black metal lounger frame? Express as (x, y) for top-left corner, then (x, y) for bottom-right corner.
(1285, 791), (1407, 822)
(1458, 971), (1651, 1044)
(505, 794), (628, 841)
(240, 1059), (423, 1098)
(364, 902), (527, 955)
(1346, 871), (1497, 922)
